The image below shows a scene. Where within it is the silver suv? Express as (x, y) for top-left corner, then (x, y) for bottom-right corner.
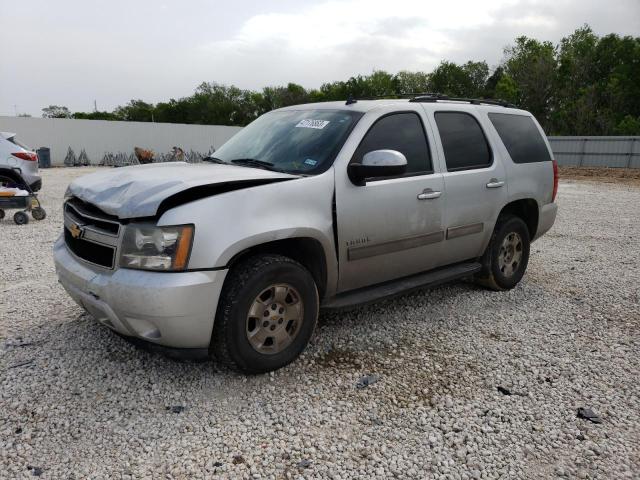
(54, 96), (558, 373)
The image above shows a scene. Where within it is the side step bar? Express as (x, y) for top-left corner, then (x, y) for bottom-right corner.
(321, 262), (481, 311)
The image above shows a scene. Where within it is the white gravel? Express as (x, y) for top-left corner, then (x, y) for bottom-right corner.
(1, 167), (639, 479)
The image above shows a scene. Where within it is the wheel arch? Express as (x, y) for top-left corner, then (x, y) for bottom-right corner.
(498, 198), (539, 239)
(225, 237), (329, 300)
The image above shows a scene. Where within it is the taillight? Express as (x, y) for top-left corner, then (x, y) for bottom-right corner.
(12, 152), (38, 162)
(552, 159), (559, 202)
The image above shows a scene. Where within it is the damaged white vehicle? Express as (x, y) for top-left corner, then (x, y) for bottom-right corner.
(54, 96), (557, 373)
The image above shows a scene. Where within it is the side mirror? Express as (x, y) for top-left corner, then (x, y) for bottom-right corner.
(348, 150), (407, 186)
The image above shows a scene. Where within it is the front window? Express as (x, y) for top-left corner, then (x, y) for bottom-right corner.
(212, 109), (362, 174)
(352, 112), (433, 176)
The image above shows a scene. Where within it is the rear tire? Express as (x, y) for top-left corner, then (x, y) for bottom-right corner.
(476, 215), (530, 291)
(212, 254), (319, 374)
(0, 209), (4, 220)
(13, 211), (29, 225)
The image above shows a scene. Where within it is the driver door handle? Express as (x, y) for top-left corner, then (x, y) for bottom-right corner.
(486, 178), (505, 188)
(417, 188), (442, 200)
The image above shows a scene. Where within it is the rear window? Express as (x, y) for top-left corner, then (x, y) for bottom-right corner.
(6, 136), (31, 150)
(488, 113), (551, 164)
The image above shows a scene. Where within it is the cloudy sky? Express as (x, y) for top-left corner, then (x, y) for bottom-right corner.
(1, 0), (638, 116)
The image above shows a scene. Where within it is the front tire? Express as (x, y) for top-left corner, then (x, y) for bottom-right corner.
(212, 254), (319, 373)
(476, 215), (530, 291)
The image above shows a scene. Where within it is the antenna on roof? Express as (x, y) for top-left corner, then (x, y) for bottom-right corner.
(345, 95), (357, 105)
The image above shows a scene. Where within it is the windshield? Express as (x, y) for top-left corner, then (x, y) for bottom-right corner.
(213, 109), (362, 174)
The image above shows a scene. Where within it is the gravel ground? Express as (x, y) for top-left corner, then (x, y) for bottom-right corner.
(1, 167), (639, 479)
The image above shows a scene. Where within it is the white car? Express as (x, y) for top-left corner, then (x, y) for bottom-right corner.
(0, 132), (42, 191)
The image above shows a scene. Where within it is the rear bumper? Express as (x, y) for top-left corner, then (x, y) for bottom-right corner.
(534, 202), (557, 241)
(53, 236), (228, 349)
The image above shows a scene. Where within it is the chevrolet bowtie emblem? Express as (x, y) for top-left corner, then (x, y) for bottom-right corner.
(69, 222), (83, 239)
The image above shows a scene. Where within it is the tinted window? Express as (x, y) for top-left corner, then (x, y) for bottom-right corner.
(489, 113), (552, 163)
(353, 112), (431, 175)
(435, 112), (491, 171)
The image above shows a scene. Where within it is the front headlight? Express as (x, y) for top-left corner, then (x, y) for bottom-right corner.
(119, 224), (194, 271)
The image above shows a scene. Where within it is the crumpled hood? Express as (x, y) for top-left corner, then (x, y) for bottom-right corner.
(67, 162), (298, 218)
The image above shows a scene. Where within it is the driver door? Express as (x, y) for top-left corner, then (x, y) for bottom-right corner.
(335, 106), (446, 292)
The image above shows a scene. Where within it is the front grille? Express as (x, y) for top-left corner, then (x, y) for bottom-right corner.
(65, 198), (120, 235)
(63, 197), (121, 269)
(64, 228), (116, 268)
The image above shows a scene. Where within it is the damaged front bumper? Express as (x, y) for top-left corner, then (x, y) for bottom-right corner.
(53, 236), (227, 350)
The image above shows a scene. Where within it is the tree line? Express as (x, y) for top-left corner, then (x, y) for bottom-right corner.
(42, 26), (640, 136)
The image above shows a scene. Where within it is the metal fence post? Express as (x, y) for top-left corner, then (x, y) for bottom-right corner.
(579, 137), (587, 167)
(629, 138), (636, 169)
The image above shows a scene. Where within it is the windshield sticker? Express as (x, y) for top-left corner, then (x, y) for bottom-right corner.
(304, 158), (318, 166)
(296, 119), (330, 129)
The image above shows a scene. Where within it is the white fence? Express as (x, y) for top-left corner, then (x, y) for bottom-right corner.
(0, 116), (242, 166)
(1, 116), (638, 169)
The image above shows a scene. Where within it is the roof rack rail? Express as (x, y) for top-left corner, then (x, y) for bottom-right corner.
(343, 92), (516, 108)
(344, 93), (419, 105)
(409, 93), (516, 108)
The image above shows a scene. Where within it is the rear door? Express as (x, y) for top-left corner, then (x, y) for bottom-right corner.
(335, 105), (446, 292)
(426, 107), (507, 264)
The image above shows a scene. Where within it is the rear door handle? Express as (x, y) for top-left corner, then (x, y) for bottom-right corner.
(417, 188), (442, 200)
(486, 178), (505, 188)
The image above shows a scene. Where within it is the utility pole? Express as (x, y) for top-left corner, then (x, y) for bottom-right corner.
(94, 100), (98, 112)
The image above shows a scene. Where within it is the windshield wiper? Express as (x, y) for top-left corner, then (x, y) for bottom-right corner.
(202, 156), (227, 164)
(230, 158), (276, 170)
(231, 158), (274, 167)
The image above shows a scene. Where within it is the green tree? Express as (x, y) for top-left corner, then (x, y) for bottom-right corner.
(502, 37), (557, 130)
(552, 25), (599, 135)
(462, 61), (490, 98)
(484, 66), (504, 99)
(494, 74), (519, 104)
(394, 70), (430, 94)
(365, 70), (399, 96)
(188, 82), (259, 126)
(114, 100), (156, 122)
(593, 33), (640, 134)
(42, 105), (71, 118)
(72, 111), (120, 120)
(260, 83), (310, 111)
(616, 115), (640, 135)
(426, 61), (488, 97)
(428, 61), (472, 96)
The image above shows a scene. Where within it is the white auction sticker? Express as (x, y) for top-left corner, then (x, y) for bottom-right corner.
(295, 119), (330, 129)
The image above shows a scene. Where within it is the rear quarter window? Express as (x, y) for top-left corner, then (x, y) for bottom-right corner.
(488, 113), (551, 164)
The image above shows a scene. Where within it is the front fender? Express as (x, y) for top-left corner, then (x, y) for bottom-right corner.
(158, 171), (338, 295)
